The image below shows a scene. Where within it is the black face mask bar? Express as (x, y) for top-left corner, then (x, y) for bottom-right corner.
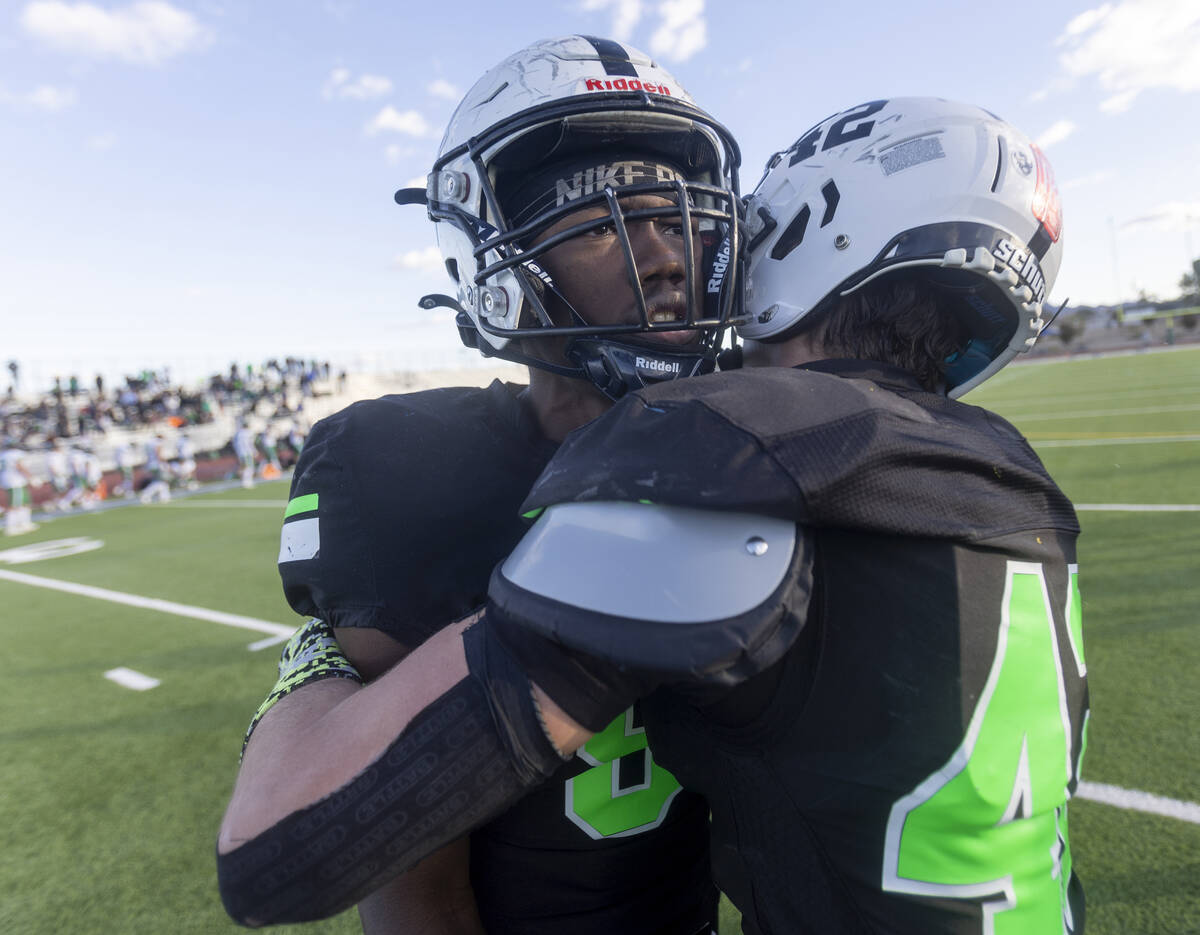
(473, 178), (744, 341)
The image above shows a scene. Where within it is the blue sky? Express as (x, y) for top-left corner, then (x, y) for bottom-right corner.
(3, 0), (1198, 391)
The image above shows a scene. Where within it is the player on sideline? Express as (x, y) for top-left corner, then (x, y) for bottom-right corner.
(46, 439), (71, 509)
(228, 36), (742, 935)
(1, 443), (36, 534)
(112, 441), (136, 497)
(219, 99), (1088, 934)
(173, 432), (198, 490)
(232, 422), (256, 489)
(139, 435), (171, 504)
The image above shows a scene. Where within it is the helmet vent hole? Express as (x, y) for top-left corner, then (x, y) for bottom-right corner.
(991, 135), (1007, 192)
(770, 204), (811, 261)
(819, 180), (840, 228)
(478, 82), (509, 107)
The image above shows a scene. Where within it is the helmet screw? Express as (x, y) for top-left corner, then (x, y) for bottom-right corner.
(745, 536), (769, 556)
(439, 171), (469, 203)
(835, 234), (850, 250)
(480, 287), (508, 317)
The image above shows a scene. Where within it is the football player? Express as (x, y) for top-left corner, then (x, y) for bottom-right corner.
(1, 442), (36, 534)
(225, 36), (742, 935)
(232, 421), (257, 488)
(220, 98), (1088, 934)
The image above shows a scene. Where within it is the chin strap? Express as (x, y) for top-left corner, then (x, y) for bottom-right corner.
(565, 337), (717, 401)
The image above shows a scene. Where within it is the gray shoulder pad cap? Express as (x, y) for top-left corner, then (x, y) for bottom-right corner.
(491, 501), (813, 685)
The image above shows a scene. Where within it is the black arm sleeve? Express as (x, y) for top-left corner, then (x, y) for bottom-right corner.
(217, 623), (564, 927)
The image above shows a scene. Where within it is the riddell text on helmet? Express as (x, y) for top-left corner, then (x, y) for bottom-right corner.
(584, 78), (672, 95)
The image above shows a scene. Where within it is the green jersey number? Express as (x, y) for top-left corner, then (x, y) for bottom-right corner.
(883, 562), (1086, 934)
(565, 707), (683, 839)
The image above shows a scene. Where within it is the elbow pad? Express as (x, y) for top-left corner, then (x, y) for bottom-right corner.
(217, 622), (564, 927)
(487, 501), (813, 729)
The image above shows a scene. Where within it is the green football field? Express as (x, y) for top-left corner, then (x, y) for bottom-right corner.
(2, 347), (1198, 934)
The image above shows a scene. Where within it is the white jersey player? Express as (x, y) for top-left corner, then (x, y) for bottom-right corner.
(2, 446), (36, 534)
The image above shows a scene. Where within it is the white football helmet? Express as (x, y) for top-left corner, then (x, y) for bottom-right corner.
(402, 35), (743, 399)
(741, 97), (1063, 397)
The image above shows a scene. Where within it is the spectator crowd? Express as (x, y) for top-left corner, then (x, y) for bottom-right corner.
(1, 358), (330, 531)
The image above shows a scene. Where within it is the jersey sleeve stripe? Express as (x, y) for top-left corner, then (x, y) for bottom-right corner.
(284, 493), (319, 519)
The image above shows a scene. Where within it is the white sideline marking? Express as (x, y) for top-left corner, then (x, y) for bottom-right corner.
(0, 569), (295, 642)
(1007, 402), (1200, 423)
(1077, 781), (1200, 825)
(0, 537), (105, 564)
(1076, 503), (1200, 512)
(105, 667), (160, 691)
(1032, 434), (1200, 448)
(247, 634), (291, 652)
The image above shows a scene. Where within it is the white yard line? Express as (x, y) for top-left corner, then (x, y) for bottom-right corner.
(1032, 434), (1200, 448)
(1007, 402), (1200, 422)
(104, 667), (161, 691)
(0, 568), (295, 640)
(1076, 781), (1200, 825)
(4, 574), (1196, 826)
(247, 633), (292, 651)
(1076, 503), (1200, 512)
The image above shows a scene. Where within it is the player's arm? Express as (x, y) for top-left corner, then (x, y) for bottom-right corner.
(334, 627), (487, 935)
(217, 502), (810, 927)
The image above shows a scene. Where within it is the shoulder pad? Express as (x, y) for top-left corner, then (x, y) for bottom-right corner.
(491, 501), (813, 684)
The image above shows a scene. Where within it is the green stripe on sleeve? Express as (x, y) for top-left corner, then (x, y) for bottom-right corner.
(284, 493), (319, 519)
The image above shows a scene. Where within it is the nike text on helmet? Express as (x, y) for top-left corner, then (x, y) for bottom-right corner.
(741, 97), (1063, 397)
(417, 35), (744, 399)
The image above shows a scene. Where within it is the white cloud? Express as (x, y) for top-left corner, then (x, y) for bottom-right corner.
(1119, 201), (1200, 232)
(649, 0), (706, 62)
(87, 130), (117, 150)
(323, 68), (393, 101)
(393, 245), (443, 273)
(384, 144), (422, 165)
(580, 0), (644, 42)
(366, 105), (432, 137)
(21, 1), (212, 66)
(28, 84), (78, 111)
(1061, 169), (1114, 190)
(1054, 0), (1200, 112)
(1061, 3), (1113, 38)
(0, 82), (78, 111)
(1036, 119), (1077, 149)
(426, 78), (460, 102)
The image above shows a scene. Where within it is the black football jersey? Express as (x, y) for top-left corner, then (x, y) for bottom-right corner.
(522, 361), (1089, 935)
(278, 380), (716, 935)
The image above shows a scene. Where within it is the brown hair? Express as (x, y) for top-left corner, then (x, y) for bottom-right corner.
(797, 275), (969, 392)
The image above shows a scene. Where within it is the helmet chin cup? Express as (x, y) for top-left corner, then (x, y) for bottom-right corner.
(566, 337), (716, 401)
